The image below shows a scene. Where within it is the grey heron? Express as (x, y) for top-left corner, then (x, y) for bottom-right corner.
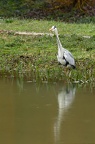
(49, 26), (76, 69)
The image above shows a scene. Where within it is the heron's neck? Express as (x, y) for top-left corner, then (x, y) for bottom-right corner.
(55, 29), (63, 49)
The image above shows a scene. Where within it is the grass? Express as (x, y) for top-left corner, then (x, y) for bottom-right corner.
(0, 18), (95, 83)
(0, 18), (95, 35)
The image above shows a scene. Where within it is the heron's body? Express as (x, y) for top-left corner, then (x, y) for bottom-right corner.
(50, 26), (75, 69)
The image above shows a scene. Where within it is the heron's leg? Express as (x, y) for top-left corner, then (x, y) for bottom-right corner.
(65, 68), (72, 78)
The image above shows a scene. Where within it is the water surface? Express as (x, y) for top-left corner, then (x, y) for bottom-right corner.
(0, 78), (95, 144)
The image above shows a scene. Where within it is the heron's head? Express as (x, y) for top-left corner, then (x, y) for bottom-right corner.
(49, 26), (57, 32)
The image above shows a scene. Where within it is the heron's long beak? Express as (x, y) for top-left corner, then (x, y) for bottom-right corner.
(49, 28), (52, 31)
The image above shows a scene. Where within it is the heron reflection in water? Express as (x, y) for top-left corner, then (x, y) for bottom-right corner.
(54, 84), (76, 143)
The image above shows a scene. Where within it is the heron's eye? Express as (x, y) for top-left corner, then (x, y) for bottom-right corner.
(54, 26), (56, 29)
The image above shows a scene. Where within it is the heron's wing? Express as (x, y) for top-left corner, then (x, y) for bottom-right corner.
(64, 50), (75, 66)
